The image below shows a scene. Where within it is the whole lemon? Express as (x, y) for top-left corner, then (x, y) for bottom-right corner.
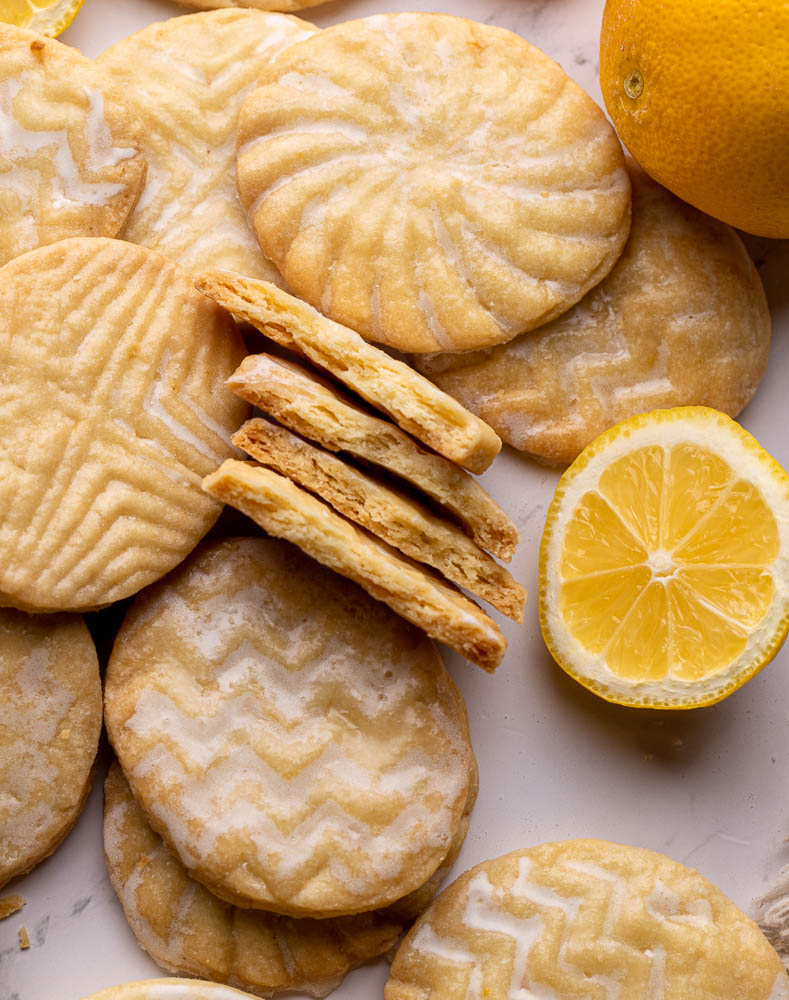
(600, 0), (789, 238)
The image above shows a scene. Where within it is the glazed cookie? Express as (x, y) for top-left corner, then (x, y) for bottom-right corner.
(103, 760), (476, 996)
(105, 538), (477, 917)
(81, 981), (258, 1000)
(236, 13), (631, 353)
(415, 164), (771, 465)
(386, 840), (789, 1000)
(98, 11), (316, 278)
(202, 465), (506, 671)
(226, 354), (518, 561)
(174, 1), (327, 9)
(0, 609), (101, 889)
(233, 419), (525, 621)
(197, 272), (501, 473)
(0, 24), (146, 267)
(0, 238), (247, 612)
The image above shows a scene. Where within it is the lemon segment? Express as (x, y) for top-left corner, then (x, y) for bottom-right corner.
(539, 407), (789, 708)
(0, 0), (84, 36)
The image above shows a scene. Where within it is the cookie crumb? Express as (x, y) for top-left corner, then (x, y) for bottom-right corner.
(29, 39), (45, 52)
(19, 925), (30, 949)
(0, 894), (25, 920)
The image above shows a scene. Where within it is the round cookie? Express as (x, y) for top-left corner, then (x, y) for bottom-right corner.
(0, 24), (146, 268)
(81, 982), (258, 1000)
(236, 12), (631, 353)
(415, 164), (771, 465)
(105, 537), (475, 918)
(103, 759), (476, 996)
(385, 840), (789, 1000)
(173, 1), (327, 10)
(0, 608), (101, 889)
(98, 11), (316, 277)
(0, 237), (247, 612)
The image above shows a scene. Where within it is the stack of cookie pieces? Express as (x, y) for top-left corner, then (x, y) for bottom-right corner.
(198, 273), (525, 673)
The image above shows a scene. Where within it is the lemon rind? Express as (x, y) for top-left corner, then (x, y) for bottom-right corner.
(539, 406), (789, 709)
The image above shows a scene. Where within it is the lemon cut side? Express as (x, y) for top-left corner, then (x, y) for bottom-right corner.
(0, 0), (84, 36)
(539, 408), (789, 708)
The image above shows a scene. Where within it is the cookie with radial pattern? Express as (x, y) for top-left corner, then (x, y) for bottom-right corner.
(386, 840), (789, 1000)
(233, 418), (525, 621)
(415, 164), (771, 466)
(0, 238), (247, 612)
(236, 12), (631, 353)
(0, 609), (101, 889)
(227, 354), (518, 561)
(103, 759), (476, 996)
(202, 465), (506, 671)
(105, 537), (478, 918)
(97, 11), (316, 278)
(196, 272), (501, 473)
(0, 24), (146, 268)
(80, 981), (259, 1000)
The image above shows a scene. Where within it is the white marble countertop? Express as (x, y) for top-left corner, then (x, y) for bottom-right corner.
(2, 1), (788, 998)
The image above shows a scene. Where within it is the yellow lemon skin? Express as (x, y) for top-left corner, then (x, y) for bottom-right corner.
(600, 0), (789, 238)
(539, 407), (789, 710)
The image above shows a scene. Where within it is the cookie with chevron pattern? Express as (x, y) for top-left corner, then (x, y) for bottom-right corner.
(103, 760), (476, 996)
(0, 609), (101, 890)
(81, 981), (258, 1000)
(0, 237), (247, 612)
(173, 0), (327, 10)
(0, 24), (146, 268)
(415, 164), (771, 466)
(97, 10), (316, 278)
(104, 537), (477, 918)
(236, 12), (631, 353)
(386, 840), (789, 1000)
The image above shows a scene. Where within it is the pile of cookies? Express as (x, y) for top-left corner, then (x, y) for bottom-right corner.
(0, 4), (782, 999)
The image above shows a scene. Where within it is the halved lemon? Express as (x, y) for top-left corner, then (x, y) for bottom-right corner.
(0, 0), (84, 36)
(539, 407), (789, 708)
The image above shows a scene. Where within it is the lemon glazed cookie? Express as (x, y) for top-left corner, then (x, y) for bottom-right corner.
(202, 465), (506, 671)
(105, 537), (477, 918)
(233, 419), (525, 621)
(103, 761), (476, 997)
(0, 237), (246, 612)
(385, 840), (789, 1000)
(415, 164), (771, 466)
(236, 12), (631, 353)
(197, 272), (501, 473)
(0, 24), (146, 267)
(226, 354), (518, 561)
(98, 11), (316, 278)
(81, 981), (259, 1000)
(0, 609), (101, 889)
(173, 0), (327, 10)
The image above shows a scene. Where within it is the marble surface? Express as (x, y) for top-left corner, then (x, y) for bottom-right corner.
(2, 1), (788, 998)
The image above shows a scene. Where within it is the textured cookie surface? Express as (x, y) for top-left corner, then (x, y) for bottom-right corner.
(81, 981), (259, 1000)
(226, 354), (518, 561)
(98, 11), (316, 277)
(0, 609), (101, 889)
(386, 840), (789, 1000)
(416, 165), (771, 465)
(0, 25), (146, 267)
(104, 761), (475, 997)
(236, 12), (631, 352)
(202, 464), (506, 671)
(0, 238), (247, 612)
(233, 418), (525, 621)
(105, 538), (476, 916)
(174, 1), (326, 10)
(197, 272), (501, 473)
